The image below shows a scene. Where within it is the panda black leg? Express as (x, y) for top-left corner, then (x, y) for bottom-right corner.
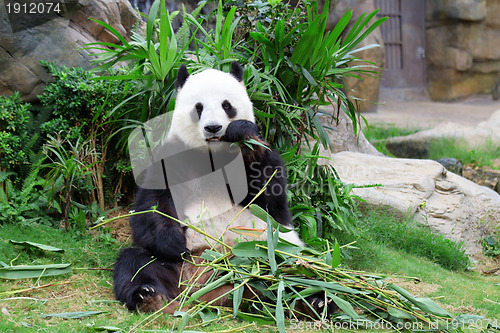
(294, 292), (339, 319)
(114, 247), (181, 312)
(306, 293), (339, 317)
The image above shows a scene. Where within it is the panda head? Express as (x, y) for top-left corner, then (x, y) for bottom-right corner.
(169, 62), (255, 148)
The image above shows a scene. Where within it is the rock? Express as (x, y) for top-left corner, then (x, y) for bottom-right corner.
(381, 109), (500, 158)
(316, 106), (382, 155)
(328, 0), (384, 113)
(435, 158), (463, 176)
(463, 166), (500, 191)
(426, 0), (486, 22)
(325, 151), (500, 255)
(425, 0), (500, 101)
(0, 0), (141, 102)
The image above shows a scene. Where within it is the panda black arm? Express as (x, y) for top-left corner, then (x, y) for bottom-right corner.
(223, 120), (293, 226)
(130, 188), (188, 261)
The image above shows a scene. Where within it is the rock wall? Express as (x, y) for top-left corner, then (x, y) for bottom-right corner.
(426, 0), (500, 101)
(0, 0), (140, 102)
(330, 0), (385, 112)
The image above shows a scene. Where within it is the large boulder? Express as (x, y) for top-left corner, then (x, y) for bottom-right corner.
(326, 151), (500, 255)
(0, 0), (141, 102)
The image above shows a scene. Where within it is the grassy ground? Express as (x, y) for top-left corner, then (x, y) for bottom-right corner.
(362, 123), (500, 169)
(1, 214), (498, 333)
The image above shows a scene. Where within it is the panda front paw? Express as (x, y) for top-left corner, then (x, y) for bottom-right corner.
(130, 284), (167, 312)
(223, 120), (260, 143)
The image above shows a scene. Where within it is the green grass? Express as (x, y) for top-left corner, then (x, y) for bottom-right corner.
(363, 123), (500, 169)
(337, 210), (470, 271)
(0, 219), (498, 333)
(362, 123), (421, 156)
(428, 137), (500, 169)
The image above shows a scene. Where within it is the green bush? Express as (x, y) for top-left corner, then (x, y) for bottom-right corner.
(0, 92), (31, 172)
(0, 170), (60, 225)
(37, 62), (138, 209)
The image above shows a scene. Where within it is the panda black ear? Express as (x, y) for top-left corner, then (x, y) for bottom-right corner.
(229, 62), (244, 82)
(176, 64), (190, 89)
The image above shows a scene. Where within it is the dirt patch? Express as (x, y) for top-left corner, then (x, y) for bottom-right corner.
(385, 278), (440, 297)
(105, 209), (133, 243)
(463, 165), (500, 193)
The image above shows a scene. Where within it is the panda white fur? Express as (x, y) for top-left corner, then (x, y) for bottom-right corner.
(113, 62), (303, 313)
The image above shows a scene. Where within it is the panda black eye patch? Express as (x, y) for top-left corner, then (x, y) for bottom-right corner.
(195, 102), (204, 118)
(222, 100), (236, 118)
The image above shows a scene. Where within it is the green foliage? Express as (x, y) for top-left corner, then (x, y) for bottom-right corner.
(86, 0), (387, 241)
(96, 209), (456, 331)
(41, 135), (97, 230)
(481, 235), (500, 257)
(428, 137), (500, 169)
(38, 61), (134, 140)
(0, 92), (31, 171)
(0, 170), (60, 225)
(362, 123), (421, 156)
(335, 210), (470, 271)
(38, 62), (138, 209)
(285, 143), (361, 243)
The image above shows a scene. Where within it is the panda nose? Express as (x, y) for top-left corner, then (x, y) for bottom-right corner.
(204, 125), (222, 134)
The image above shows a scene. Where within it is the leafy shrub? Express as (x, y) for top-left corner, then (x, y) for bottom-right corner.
(0, 92), (31, 172)
(38, 61), (138, 209)
(481, 235), (500, 257)
(0, 170), (60, 225)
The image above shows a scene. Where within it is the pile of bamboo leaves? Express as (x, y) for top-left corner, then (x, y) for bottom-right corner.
(103, 205), (456, 333)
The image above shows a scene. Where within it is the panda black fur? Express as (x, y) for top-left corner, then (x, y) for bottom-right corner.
(113, 62), (305, 313)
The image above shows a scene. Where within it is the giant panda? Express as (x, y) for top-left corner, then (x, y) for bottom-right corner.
(113, 62), (307, 314)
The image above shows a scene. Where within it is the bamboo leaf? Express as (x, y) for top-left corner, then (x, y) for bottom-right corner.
(184, 272), (234, 306)
(328, 294), (359, 319)
(249, 205), (293, 233)
(232, 282), (244, 318)
(387, 306), (416, 320)
(146, 0), (160, 48)
(9, 240), (64, 253)
(89, 19), (129, 47)
(228, 226), (265, 238)
(93, 326), (124, 332)
(232, 241), (268, 258)
(236, 312), (274, 325)
(284, 277), (363, 294)
(331, 240), (341, 268)
(0, 264), (72, 280)
(387, 284), (451, 317)
(267, 213), (277, 276)
(198, 308), (219, 325)
(173, 311), (192, 332)
(41, 311), (105, 319)
(275, 280), (285, 333)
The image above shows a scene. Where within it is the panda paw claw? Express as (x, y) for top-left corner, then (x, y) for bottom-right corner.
(132, 284), (157, 305)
